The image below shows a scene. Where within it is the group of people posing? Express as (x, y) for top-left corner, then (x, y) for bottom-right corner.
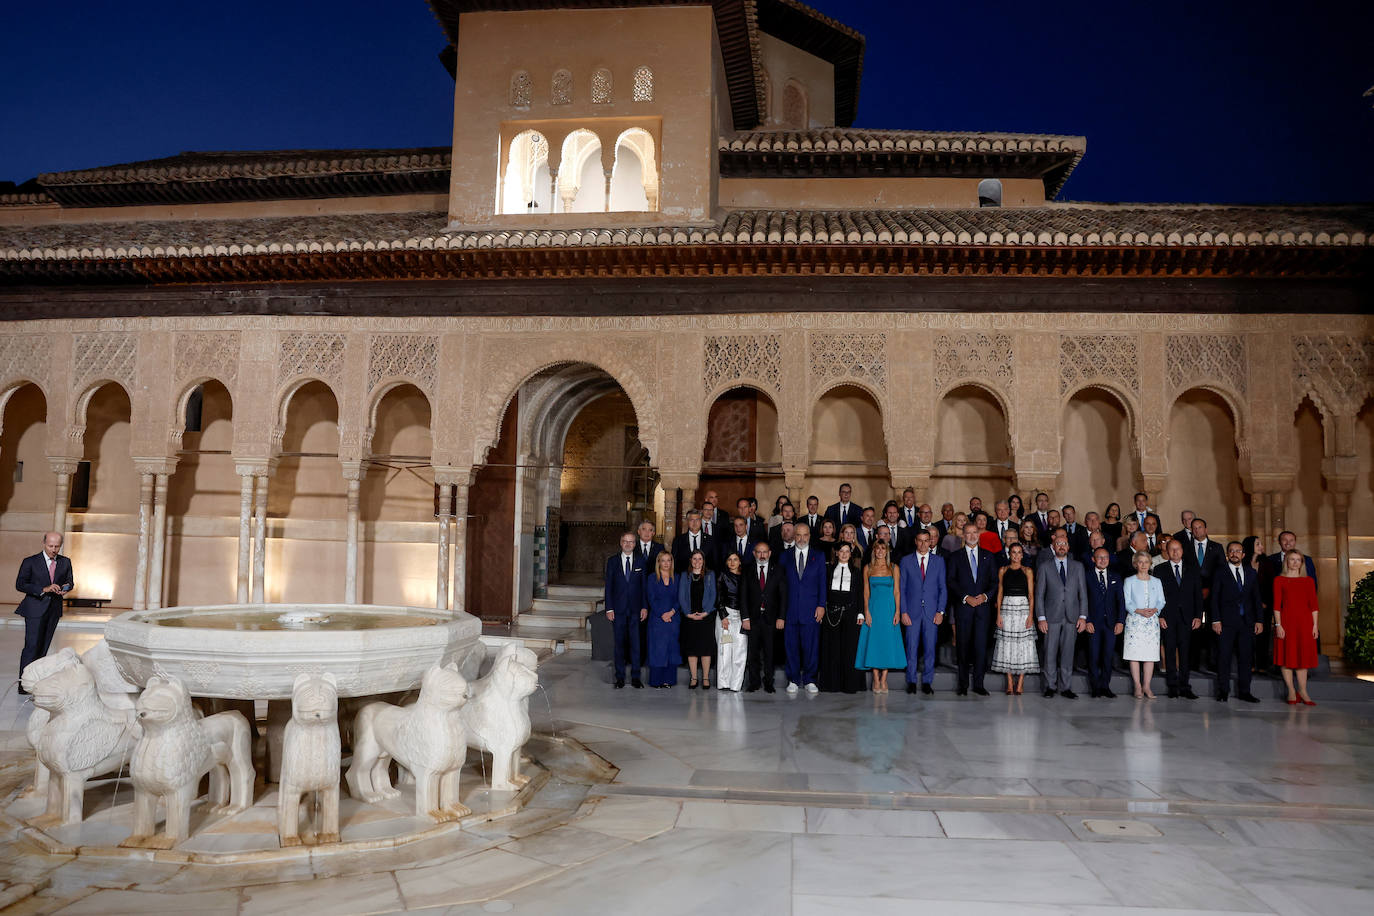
(603, 486), (1323, 705)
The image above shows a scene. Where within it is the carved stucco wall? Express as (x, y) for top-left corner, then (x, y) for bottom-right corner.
(0, 312), (1369, 489)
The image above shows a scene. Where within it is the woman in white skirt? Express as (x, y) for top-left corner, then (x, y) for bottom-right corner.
(991, 543), (1038, 695)
(715, 552), (747, 690)
(1122, 550), (1167, 699)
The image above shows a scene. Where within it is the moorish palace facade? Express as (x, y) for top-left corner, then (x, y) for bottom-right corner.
(0, 1), (1370, 654)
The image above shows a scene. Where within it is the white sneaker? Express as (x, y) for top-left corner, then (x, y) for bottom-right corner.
(805, 682), (819, 694)
(786, 682), (799, 694)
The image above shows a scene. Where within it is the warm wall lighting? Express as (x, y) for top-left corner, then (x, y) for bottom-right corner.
(80, 572), (114, 602)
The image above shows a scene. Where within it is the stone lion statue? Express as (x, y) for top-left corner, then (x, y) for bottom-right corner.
(122, 676), (254, 849)
(21, 646), (139, 826)
(461, 644), (538, 791)
(278, 672), (341, 846)
(345, 662), (470, 821)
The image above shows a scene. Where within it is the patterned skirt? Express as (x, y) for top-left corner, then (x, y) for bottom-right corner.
(991, 596), (1040, 673)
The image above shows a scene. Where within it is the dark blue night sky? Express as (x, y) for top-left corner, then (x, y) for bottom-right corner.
(2, 0), (1370, 204)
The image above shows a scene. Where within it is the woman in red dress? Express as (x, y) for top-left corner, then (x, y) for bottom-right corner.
(1273, 549), (1319, 705)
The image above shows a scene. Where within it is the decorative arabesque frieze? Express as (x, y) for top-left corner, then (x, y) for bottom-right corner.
(174, 331), (240, 389)
(810, 332), (887, 392)
(1059, 334), (1139, 397)
(702, 333), (782, 395)
(277, 332), (346, 388)
(0, 335), (49, 388)
(934, 332), (1014, 389)
(1166, 334), (1247, 396)
(367, 333), (439, 395)
(1293, 333), (1374, 414)
(73, 332), (138, 392)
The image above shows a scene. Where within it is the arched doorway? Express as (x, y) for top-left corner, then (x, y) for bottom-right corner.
(932, 385), (1012, 512)
(1159, 388), (1246, 535)
(166, 379), (235, 605)
(809, 385), (888, 514)
(0, 383), (51, 575)
(1059, 387), (1134, 514)
(75, 383), (135, 607)
(362, 384), (433, 606)
(700, 386), (783, 532)
(270, 381), (344, 603)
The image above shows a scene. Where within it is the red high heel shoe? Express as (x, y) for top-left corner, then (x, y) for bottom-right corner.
(1301, 697), (1316, 706)
(1286, 698), (1299, 705)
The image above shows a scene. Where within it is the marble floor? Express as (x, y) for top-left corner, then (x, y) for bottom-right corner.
(2, 627), (1373, 915)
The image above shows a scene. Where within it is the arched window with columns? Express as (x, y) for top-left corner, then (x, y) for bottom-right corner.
(610, 127), (658, 212)
(558, 129), (606, 213)
(499, 129), (551, 215)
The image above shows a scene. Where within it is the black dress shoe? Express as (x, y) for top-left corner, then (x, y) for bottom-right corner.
(614, 679), (625, 689)
(16, 684), (28, 696)
(1215, 692), (1228, 702)
(906, 684), (918, 694)
(1060, 689), (1077, 699)
(972, 687), (989, 696)
(956, 687), (968, 696)
(1167, 687), (1179, 698)
(1238, 693), (1261, 704)
(921, 683), (934, 695)
(1043, 688), (1056, 698)
(764, 684), (775, 693)
(744, 685), (758, 693)
(1180, 688), (1198, 700)
(1102, 688), (1116, 699)
(631, 678), (644, 689)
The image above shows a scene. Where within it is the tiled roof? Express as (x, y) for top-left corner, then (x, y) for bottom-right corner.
(722, 129), (1085, 155)
(1, 205), (1370, 263)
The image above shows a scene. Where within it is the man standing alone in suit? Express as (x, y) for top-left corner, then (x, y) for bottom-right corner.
(1036, 535), (1089, 698)
(15, 532), (74, 690)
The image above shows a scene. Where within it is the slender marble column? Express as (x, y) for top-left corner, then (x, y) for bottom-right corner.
(1248, 492), (1269, 548)
(452, 484), (469, 614)
(1333, 489), (1353, 644)
(132, 472), (154, 612)
(1270, 491), (1286, 543)
(252, 475), (267, 603)
(147, 473), (169, 609)
(236, 474), (254, 603)
(50, 461), (76, 539)
(436, 482), (452, 610)
(344, 476), (361, 604)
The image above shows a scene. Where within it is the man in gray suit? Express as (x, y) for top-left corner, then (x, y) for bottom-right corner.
(1035, 534), (1089, 698)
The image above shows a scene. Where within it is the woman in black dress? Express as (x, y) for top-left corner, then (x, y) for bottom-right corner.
(1100, 502), (1123, 550)
(818, 542), (866, 693)
(677, 550), (718, 689)
(816, 518), (839, 564)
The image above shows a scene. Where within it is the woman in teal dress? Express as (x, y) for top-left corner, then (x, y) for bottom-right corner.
(855, 541), (907, 693)
(645, 552), (681, 688)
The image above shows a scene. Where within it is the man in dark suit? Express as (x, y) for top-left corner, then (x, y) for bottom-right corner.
(603, 532), (647, 688)
(1141, 514), (1163, 556)
(899, 528), (947, 695)
(989, 501), (1016, 546)
(742, 542), (786, 692)
(1185, 517), (1224, 671)
(1268, 531), (1317, 584)
(633, 520), (665, 569)
(1061, 505), (1089, 559)
(799, 495), (823, 539)
(1173, 510), (1196, 549)
(1129, 491), (1161, 535)
(1029, 492), (1053, 543)
(1113, 532), (1150, 579)
(933, 503), (957, 541)
(699, 489), (729, 540)
(1153, 538), (1202, 699)
(736, 497), (767, 548)
(15, 532), (74, 687)
(671, 510), (716, 573)
(898, 488), (921, 532)
(1212, 541), (1263, 703)
(824, 483), (859, 533)
(947, 522), (998, 696)
(1083, 547), (1125, 698)
(781, 523), (827, 693)
(768, 520), (797, 556)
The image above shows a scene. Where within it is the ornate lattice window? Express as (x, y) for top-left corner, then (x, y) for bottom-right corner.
(782, 80), (807, 129)
(591, 68), (612, 104)
(552, 69), (573, 105)
(632, 66), (653, 102)
(509, 70), (531, 109)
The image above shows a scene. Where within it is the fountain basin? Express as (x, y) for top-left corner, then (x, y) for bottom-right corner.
(104, 604), (483, 699)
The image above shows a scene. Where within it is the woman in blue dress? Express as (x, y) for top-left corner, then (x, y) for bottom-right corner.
(645, 551), (681, 688)
(855, 541), (907, 693)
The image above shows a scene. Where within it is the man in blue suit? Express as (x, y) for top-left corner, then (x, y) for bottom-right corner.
(782, 521), (827, 694)
(1083, 547), (1126, 698)
(603, 532), (648, 689)
(947, 522), (998, 696)
(899, 528), (946, 695)
(14, 532), (74, 690)
(1212, 540), (1263, 703)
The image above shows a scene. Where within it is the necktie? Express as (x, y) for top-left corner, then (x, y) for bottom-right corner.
(1098, 570), (1106, 590)
(623, 555), (630, 578)
(797, 550), (805, 576)
(643, 543), (649, 560)
(48, 557), (56, 582)
(1173, 563), (1181, 585)
(920, 555), (927, 578)
(759, 567), (766, 589)
(704, 521), (711, 536)
(908, 509), (915, 525)
(691, 535), (698, 552)
(1040, 512), (1046, 525)
(1234, 566), (1243, 588)
(969, 549), (977, 577)
(1197, 543), (1205, 566)
(1058, 561), (1066, 584)
(739, 538), (746, 555)
(1068, 523), (1075, 534)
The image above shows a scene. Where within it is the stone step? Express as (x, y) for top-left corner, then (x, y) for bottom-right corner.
(530, 597), (600, 617)
(516, 613), (591, 631)
(545, 584), (603, 600)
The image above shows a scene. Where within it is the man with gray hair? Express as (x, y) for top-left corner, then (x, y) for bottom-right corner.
(15, 532), (73, 690)
(1036, 534), (1089, 698)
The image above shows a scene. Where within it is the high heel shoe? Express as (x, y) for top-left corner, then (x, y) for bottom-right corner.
(1301, 697), (1316, 706)
(689, 678), (698, 690)
(703, 679), (711, 689)
(1286, 697), (1299, 705)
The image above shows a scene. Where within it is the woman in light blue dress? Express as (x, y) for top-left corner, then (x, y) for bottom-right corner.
(855, 541), (906, 693)
(1122, 550), (1166, 699)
